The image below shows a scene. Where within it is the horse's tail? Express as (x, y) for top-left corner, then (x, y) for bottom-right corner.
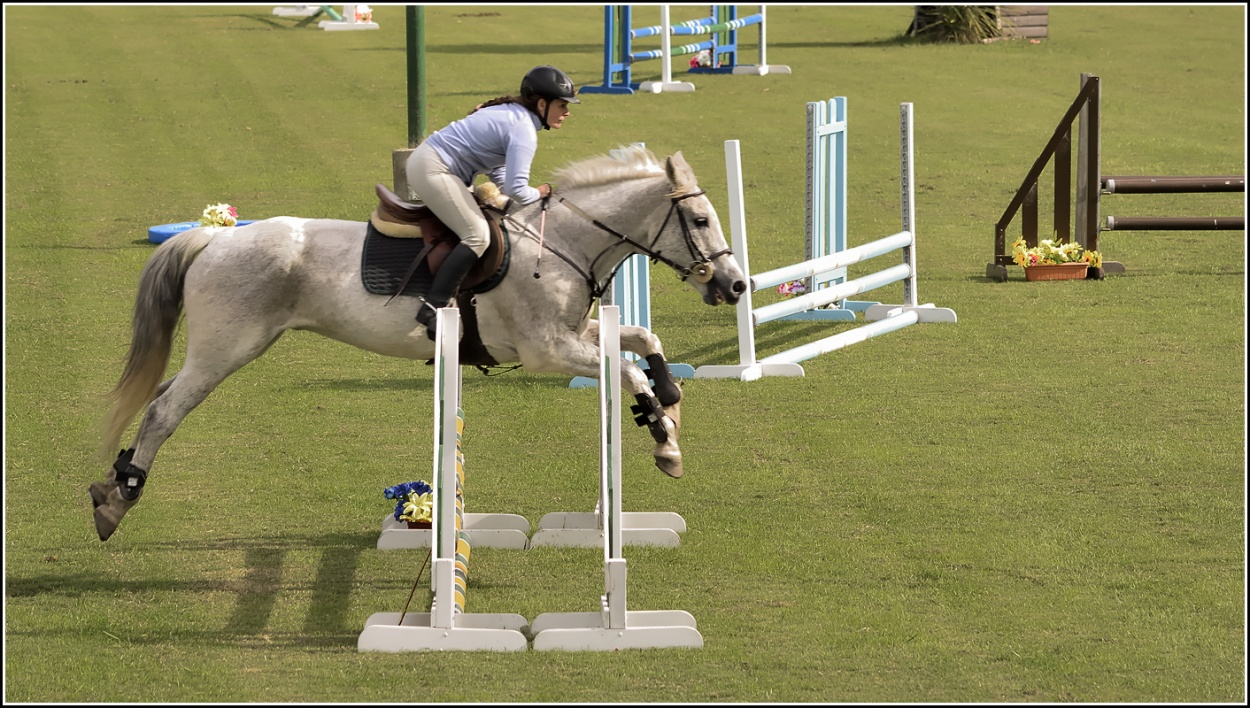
(98, 228), (219, 461)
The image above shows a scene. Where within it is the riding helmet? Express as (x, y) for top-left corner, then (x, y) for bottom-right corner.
(520, 65), (580, 104)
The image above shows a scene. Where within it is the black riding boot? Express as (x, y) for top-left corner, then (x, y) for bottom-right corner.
(416, 242), (480, 340)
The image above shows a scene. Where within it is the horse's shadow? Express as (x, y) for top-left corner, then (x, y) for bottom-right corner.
(9, 532), (400, 648)
(301, 377), (432, 393)
(673, 320), (845, 367)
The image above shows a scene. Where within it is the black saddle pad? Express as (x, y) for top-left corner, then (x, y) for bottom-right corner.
(361, 222), (433, 297)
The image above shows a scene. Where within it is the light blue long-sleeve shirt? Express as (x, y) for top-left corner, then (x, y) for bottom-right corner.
(423, 102), (544, 205)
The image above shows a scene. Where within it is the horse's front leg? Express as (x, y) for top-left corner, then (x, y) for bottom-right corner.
(579, 320), (683, 478)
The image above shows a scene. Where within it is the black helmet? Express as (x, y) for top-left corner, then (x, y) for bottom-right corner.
(520, 65), (580, 104)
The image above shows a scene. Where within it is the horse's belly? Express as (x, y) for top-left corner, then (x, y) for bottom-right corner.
(298, 322), (436, 360)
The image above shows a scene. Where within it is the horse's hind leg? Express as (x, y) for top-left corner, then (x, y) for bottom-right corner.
(91, 375), (176, 495)
(92, 331), (284, 541)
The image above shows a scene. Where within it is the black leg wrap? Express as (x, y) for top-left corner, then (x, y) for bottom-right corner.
(631, 393), (669, 443)
(645, 354), (682, 407)
(113, 449), (148, 502)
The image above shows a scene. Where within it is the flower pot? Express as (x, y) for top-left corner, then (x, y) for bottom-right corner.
(1024, 262), (1088, 281)
(405, 520), (431, 529)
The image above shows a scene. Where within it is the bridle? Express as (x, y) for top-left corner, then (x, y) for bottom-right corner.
(506, 188), (733, 300)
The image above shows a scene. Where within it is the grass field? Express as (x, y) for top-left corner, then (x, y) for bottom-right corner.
(4, 4), (1246, 703)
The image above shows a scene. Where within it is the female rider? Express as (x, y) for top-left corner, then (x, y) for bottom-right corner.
(405, 64), (579, 339)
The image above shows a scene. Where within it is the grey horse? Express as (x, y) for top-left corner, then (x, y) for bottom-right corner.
(91, 146), (747, 541)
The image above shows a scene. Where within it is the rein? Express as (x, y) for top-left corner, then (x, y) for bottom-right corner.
(554, 190), (732, 285)
(495, 185), (732, 314)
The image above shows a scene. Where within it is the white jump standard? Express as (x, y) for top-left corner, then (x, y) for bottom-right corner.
(358, 308), (529, 652)
(529, 307), (703, 651)
(695, 102), (955, 381)
(272, 4), (378, 30)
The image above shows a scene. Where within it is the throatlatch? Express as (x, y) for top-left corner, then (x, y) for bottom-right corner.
(631, 393), (669, 443)
(113, 448), (148, 502)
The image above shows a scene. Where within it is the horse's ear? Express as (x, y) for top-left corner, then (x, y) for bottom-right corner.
(665, 151), (697, 193)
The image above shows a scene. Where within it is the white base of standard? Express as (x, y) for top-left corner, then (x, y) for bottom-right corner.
(358, 611), (529, 652)
(528, 511), (685, 548)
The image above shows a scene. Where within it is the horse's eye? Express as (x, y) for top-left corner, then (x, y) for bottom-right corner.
(694, 217), (709, 228)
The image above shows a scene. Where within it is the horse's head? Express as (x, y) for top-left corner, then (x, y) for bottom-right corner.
(660, 151), (747, 306)
(549, 146), (747, 306)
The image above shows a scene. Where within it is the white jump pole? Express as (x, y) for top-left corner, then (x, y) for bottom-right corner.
(539, 300), (689, 547)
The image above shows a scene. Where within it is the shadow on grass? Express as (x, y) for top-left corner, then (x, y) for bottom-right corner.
(3, 624), (364, 650)
(299, 371), (566, 393)
(6, 531), (407, 648)
(771, 37), (913, 49)
(229, 10), (603, 55)
(300, 377), (433, 393)
(674, 320), (854, 367)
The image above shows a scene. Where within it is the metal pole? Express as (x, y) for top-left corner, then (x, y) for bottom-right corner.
(900, 102), (917, 308)
(406, 6), (426, 147)
(1104, 216), (1245, 231)
(1101, 176), (1245, 194)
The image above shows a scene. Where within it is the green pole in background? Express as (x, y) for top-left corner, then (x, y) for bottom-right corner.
(406, 5), (425, 146)
(395, 6), (425, 197)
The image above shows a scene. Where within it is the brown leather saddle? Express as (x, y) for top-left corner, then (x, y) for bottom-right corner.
(363, 183), (510, 299)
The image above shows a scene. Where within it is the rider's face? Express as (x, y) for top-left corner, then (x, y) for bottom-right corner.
(543, 98), (571, 129)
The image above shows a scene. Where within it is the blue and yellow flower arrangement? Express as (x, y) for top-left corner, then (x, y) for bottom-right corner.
(384, 480), (434, 525)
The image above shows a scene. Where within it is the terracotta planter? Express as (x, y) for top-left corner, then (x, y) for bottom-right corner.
(405, 520), (432, 529)
(1024, 262), (1088, 281)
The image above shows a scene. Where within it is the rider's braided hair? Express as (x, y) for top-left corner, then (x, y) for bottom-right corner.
(469, 95), (539, 116)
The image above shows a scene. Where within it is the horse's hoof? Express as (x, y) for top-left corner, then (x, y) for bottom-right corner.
(655, 456), (684, 479)
(88, 481), (111, 509)
(91, 485), (135, 542)
(94, 505), (122, 542)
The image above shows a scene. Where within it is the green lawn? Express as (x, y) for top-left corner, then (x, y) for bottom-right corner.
(4, 4), (1245, 703)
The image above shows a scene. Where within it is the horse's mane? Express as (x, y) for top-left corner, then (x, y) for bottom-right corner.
(551, 145), (669, 191)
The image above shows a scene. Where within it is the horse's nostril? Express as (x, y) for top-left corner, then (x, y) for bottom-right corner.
(732, 280), (747, 294)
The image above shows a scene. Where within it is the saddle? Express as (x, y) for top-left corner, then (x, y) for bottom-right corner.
(363, 183), (510, 298)
(361, 184), (513, 368)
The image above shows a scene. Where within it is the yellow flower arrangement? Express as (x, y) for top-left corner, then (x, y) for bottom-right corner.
(1012, 236), (1102, 269)
(199, 203), (238, 228)
(401, 492), (434, 524)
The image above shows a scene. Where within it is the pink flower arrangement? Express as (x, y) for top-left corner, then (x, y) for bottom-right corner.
(777, 280), (807, 297)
